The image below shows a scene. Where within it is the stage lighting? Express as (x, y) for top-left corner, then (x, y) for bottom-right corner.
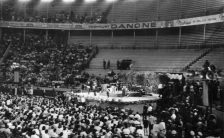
(41, 0), (53, 2)
(63, 0), (75, 3)
(105, 0), (117, 2)
(18, 0), (31, 2)
(84, 0), (96, 3)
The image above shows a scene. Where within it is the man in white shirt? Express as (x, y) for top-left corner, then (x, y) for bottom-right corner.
(62, 127), (71, 138)
(49, 128), (58, 138)
(42, 130), (50, 138)
(31, 130), (40, 138)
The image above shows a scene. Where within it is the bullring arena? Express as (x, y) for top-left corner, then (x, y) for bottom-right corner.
(0, 0), (224, 138)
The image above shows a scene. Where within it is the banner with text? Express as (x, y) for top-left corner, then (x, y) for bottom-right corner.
(0, 13), (224, 30)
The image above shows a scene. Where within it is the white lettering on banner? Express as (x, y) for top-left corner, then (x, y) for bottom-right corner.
(173, 14), (224, 27)
(58, 23), (71, 29)
(111, 22), (152, 29)
(72, 24), (84, 30)
(41, 23), (48, 28)
(88, 24), (110, 30)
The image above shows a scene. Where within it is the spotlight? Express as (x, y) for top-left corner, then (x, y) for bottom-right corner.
(62, 0), (75, 3)
(41, 0), (54, 2)
(105, 0), (117, 2)
(84, 0), (96, 3)
(18, 0), (31, 2)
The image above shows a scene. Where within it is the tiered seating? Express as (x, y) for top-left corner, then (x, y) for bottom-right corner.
(5, 0), (224, 23)
(68, 36), (91, 46)
(107, 0), (136, 23)
(158, 0), (181, 21)
(92, 36), (112, 48)
(87, 49), (206, 74)
(180, 0), (206, 18)
(135, 0), (158, 22)
(157, 28), (179, 48)
(206, 0), (224, 15)
(205, 23), (224, 46)
(181, 25), (204, 48)
(135, 36), (156, 49)
(191, 48), (224, 70)
(112, 36), (135, 48)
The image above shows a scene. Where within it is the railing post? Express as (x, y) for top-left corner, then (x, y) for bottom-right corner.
(155, 29), (158, 48)
(23, 29), (26, 43)
(133, 30), (136, 49)
(111, 30), (114, 49)
(90, 30), (92, 46)
(203, 24), (206, 49)
(179, 27), (182, 48)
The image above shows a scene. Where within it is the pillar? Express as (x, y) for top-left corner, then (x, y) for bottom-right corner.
(178, 27), (182, 48)
(111, 30), (114, 48)
(202, 80), (209, 107)
(133, 30), (136, 49)
(90, 31), (92, 46)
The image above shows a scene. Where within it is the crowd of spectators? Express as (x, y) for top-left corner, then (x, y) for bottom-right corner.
(0, 92), (145, 138)
(2, 32), (96, 87)
(0, 81), (223, 138)
(142, 96), (222, 138)
(1, 2), (107, 23)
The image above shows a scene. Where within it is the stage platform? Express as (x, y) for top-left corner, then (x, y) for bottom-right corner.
(77, 91), (160, 103)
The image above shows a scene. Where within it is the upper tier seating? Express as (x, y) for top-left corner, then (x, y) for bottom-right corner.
(87, 49), (206, 73)
(2, 0), (224, 23)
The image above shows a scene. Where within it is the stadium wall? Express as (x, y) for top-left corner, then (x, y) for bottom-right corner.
(67, 23), (224, 49)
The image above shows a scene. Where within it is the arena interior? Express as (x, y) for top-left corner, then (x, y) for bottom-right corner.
(0, 0), (224, 138)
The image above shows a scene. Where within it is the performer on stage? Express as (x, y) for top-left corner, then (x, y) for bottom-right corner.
(122, 86), (126, 97)
(107, 87), (110, 98)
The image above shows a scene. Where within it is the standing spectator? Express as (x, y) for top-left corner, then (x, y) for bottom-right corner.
(143, 104), (148, 119)
(117, 60), (120, 70)
(143, 118), (149, 136)
(107, 60), (110, 69)
(103, 59), (106, 69)
(43, 88), (46, 98)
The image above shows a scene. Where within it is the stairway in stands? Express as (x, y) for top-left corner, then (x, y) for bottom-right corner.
(182, 48), (212, 71)
(0, 44), (11, 82)
(189, 47), (224, 71)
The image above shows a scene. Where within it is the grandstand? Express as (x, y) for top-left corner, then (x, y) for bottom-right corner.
(191, 48), (224, 70)
(1, 0), (224, 23)
(0, 0), (223, 138)
(86, 49), (208, 75)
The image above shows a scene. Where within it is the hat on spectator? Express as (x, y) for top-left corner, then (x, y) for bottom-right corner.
(198, 132), (203, 136)
(190, 131), (195, 136)
(171, 130), (177, 135)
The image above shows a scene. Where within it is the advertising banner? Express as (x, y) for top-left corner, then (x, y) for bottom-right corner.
(174, 13), (224, 27)
(0, 13), (224, 30)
